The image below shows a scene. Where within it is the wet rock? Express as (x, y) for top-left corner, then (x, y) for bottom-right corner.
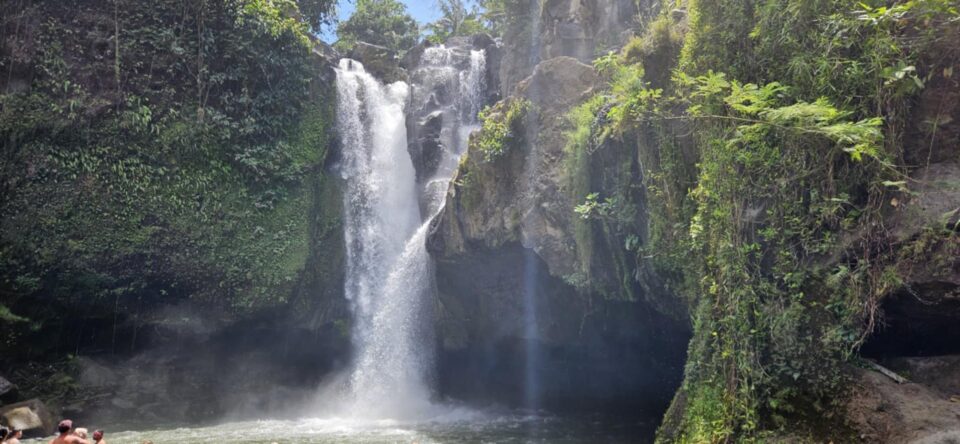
(0, 375), (17, 404)
(411, 111), (445, 182)
(847, 367), (960, 443)
(516, 56), (599, 107)
(0, 399), (54, 437)
(349, 41), (407, 83)
(400, 40), (433, 72)
(310, 40), (339, 86)
(405, 37), (494, 218)
(469, 33), (497, 50)
(889, 162), (960, 241)
(513, 56), (600, 278)
(437, 56), (602, 269)
(888, 355), (960, 398)
(498, 0), (640, 96)
(430, 56), (619, 291)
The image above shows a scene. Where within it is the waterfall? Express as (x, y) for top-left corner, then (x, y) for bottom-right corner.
(334, 58), (426, 417)
(331, 47), (486, 419)
(411, 46), (486, 217)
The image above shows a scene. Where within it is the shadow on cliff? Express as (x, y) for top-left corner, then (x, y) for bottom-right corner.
(433, 242), (691, 420)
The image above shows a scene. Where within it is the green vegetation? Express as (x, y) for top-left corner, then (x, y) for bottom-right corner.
(425, 0), (486, 44)
(477, 0), (506, 36)
(334, 0), (419, 53)
(474, 98), (531, 161)
(0, 0), (338, 357)
(565, 94), (641, 299)
(295, 0), (338, 32)
(560, 0), (960, 440)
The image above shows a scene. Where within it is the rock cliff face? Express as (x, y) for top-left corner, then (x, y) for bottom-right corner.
(426, 2), (689, 411)
(433, 56), (599, 279)
(498, 0), (653, 98)
(431, 0), (960, 440)
(846, 59), (960, 443)
(403, 35), (501, 193)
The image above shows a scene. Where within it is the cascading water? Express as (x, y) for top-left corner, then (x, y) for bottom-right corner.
(410, 46), (486, 216)
(331, 46), (486, 419)
(334, 58), (427, 417)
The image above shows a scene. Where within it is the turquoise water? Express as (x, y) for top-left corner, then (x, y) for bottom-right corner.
(25, 412), (655, 443)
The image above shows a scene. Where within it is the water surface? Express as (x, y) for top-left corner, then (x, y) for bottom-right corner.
(27, 412), (655, 444)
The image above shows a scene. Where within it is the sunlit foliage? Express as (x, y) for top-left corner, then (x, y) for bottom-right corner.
(334, 0), (419, 53)
(562, 0), (960, 440)
(425, 0), (486, 43)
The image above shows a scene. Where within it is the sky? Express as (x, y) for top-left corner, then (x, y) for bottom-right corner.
(318, 0), (476, 43)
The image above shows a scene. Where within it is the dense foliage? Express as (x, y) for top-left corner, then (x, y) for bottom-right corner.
(561, 0), (960, 440)
(334, 0), (419, 54)
(474, 98), (531, 161)
(477, 0), (530, 37)
(0, 0), (338, 357)
(296, 0), (338, 33)
(425, 0), (486, 44)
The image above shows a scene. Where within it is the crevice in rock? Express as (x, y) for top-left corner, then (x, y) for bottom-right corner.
(861, 283), (960, 359)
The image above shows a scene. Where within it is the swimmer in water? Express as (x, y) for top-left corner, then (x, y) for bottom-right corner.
(48, 420), (90, 444)
(6, 428), (24, 444)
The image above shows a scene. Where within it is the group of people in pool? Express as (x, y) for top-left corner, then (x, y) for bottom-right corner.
(47, 420), (106, 444)
(0, 419), (106, 444)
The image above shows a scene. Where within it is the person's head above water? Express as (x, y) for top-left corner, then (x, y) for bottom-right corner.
(93, 430), (104, 440)
(58, 419), (73, 434)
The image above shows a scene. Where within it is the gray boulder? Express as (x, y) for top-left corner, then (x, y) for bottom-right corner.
(349, 41), (407, 83)
(0, 398), (55, 437)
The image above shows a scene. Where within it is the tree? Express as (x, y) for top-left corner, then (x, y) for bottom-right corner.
(297, 0), (337, 33)
(335, 0), (419, 53)
(426, 0), (485, 43)
(477, 0), (514, 36)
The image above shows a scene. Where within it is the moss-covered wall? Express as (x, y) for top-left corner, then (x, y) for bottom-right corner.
(558, 0), (960, 440)
(0, 0), (344, 361)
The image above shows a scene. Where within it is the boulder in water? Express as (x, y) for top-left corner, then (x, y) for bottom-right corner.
(0, 398), (55, 436)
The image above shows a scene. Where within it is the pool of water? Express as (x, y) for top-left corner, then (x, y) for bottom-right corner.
(25, 411), (656, 444)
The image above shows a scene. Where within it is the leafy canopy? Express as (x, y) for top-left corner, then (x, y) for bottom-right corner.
(296, 0), (338, 33)
(425, 0), (486, 43)
(335, 0), (419, 53)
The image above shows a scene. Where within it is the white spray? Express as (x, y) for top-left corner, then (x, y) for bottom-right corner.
(330, 47), (486, 419)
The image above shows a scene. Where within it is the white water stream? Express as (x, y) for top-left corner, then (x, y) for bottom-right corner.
(329, 47), (485, 419)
